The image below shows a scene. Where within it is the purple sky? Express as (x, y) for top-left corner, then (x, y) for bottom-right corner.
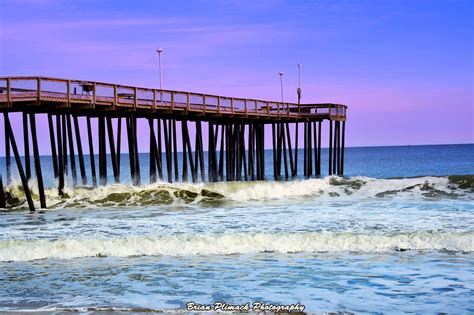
(0, 0), (472, 154)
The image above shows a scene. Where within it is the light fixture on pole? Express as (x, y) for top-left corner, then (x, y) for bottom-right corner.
(297, 64), (302, 105)
(156, 48), (164, 102)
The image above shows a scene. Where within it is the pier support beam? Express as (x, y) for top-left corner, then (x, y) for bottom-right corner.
(48, 114), (58, 178)
(329, 120), (333, 176)
(73, 115), (87, 185)
(23, 112), (31, 180)
(172, 119), (179, 182)
(163, 119), (172, 183)
(106, 116), (119, 183)
(156, 119), (163, 181)
(61, 114), (68, 177)
(4, 113), (35, 212)
(341, 121), (345, 175)
(98, 116), (107, 186)
(149, 118), (157, 184)
(5, 117), (11, 185)
(116, 117), (122, 176)
(30, 113), (46, 208)
(87, 116), (97, 186)
(56, 115), (65, 195)
(0, 175), (5, 208)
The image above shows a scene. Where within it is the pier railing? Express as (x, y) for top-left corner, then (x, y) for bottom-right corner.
(0, 76), (346, 120)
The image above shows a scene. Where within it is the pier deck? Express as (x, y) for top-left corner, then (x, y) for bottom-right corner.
(0, 76), (347, 212)
(0, 76), (346, 121)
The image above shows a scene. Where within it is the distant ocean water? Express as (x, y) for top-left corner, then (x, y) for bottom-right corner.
(0, 144), (473, 313)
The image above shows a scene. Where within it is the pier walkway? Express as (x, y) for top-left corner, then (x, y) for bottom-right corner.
(0, 76), (347, 212)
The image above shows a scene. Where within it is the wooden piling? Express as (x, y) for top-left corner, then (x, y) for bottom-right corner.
(225, 124), (231, 181)
(126, 117), (137, 184)
(313, 121), (318, 177)
(307, 122), (312, 177)
(272, 123), (277, 179)
(181, 120), (188, 182)
(341, 121), (345, 175)
(197, 121), (205, 182)
(4, 113), (35, 212)
(132, 115), (141, 185)
(259, 123), (265, 180)
(66, 115), (77, 186)
(317, 121), (322, 176)
(285, 123), (294, 177)
(282, 123), (289, 180)
(329, 120), (333, 176)
(98, 116), (107, 185)
(336, 121), (341, 175)
(5, 116), (10, 185)
(148, 118), (157, 183)
(116, 117), (122, 176)
(334, 121), (337, 175)
(56, 115), (65, 194)
(23, 112), (31, 180)
(240, 123), (248, 181)
(73, 115), (87, 185)
(0, 175), (5, 208)
(156, 119), (163, 181)
(86, 116), (97, 186)
(29, 113), (46, 208)
(163, 119), (172, 183)
(172, 119), (179, 182)
(47, 114), (59, 178)
(218, 124), (225, 181)
(304, 121), (308, 177)
(106, 116), (119, 183)
(61, 114), (68, 176)
(182, 120), (195, 182)
(294, 122), (298, 177)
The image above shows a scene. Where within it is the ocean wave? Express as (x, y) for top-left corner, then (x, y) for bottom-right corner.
(1, 175), (473, 210)
(0, 231), (472, 261)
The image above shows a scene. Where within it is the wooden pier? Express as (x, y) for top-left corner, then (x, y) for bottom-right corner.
(0, 76), (347, 212)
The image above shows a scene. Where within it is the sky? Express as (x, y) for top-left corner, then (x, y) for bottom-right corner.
(0, 0), (473, 154)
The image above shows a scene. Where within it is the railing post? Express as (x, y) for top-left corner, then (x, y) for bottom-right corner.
(37, 77), (41, 101)
(114, 85), (118, 107)
(244, 99), (247, 115)
(217, 96), (221, 114)
(171, 91), (175, 110)
(67, 80), (71, 106)
(6, 77), (11, 106)
(266, 101), (270, 117)
(231, 98), (234, 115)
(133, 87), (137, 109)
(92, 82), (96, 108)
(203, 95), (206, 113)
(278, 102), (280, 117)
(187, 92), (190, 111)
(287, 102), (290, 117)
(153, 89), (156, 110)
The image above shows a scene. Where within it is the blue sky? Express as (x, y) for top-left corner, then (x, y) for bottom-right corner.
(0, 0), (473, 149)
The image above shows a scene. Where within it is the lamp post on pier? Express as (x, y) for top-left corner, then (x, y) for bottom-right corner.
(279, 72), (284, 104)
(156, 48), (164, 102)
(297, 64), (302, 105)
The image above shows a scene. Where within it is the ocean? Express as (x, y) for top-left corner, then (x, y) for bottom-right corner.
(0, 144), (473, 313)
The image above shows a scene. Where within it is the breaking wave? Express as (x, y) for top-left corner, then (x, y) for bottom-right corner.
(1, 231), (472, 261)
(1, 175), (473, 210)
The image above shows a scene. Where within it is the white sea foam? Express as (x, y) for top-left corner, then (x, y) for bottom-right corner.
(211, 175), (469, 201)
(2, 175), (472, 210)
(1, 231), (472, 261)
